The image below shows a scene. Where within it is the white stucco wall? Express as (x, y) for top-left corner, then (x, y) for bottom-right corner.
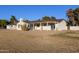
(16, 24), (22, 30)
(35, 26), (41, 30)
(55, 20), (67, 31)
(17, 20), (29, 30)
(70, 26), (79, 30)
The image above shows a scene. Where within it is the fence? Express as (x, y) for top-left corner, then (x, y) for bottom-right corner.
(70, 26), (79, 30)
(6, 25), (17, 30)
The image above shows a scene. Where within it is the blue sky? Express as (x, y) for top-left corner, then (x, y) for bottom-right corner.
(0, 5), (79, 21)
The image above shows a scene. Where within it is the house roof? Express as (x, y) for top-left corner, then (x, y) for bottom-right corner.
(29, 19), (66, 24)
(29, 20), (57, 24)
(5, 18), (66, 25)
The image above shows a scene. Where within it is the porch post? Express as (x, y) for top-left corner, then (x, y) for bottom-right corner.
(33, 23), (34, 31)
(47, 22), (48, 26)
(47, 22), (50, 30)
(40, 23), (42, 30)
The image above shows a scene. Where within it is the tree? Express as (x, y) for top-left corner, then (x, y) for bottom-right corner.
(66, 9), (76, 26)
(10, 16), (18, 25)
(42, 16), (51, 21)
(74, 8), (79, 25)
(67, 8), (79, 26)
(50, 16), (56, 21)
(0, 19), (7, 28)
(42, 16), (56, 21)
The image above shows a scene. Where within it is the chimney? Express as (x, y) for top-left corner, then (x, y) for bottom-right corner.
(19, 18), (23, 22)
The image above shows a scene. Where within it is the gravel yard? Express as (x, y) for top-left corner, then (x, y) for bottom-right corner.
(0, 29), (79, 53)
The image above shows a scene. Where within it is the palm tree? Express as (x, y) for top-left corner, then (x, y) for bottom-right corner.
(10, 15), (18, 25)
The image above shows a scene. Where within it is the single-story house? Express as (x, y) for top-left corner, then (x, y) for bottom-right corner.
(6, 18), (68, 31)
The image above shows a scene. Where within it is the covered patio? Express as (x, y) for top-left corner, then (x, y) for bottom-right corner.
(29, 21), (57, 30)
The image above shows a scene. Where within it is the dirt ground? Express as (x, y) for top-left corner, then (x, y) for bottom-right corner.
(0, 29), (79, 53)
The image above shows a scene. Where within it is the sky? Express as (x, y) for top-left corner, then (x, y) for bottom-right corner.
(0, 5), (79, 21)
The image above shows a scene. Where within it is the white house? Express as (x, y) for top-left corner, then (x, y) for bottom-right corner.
(55, 20), (67, 31)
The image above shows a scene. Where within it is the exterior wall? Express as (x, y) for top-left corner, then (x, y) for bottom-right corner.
(55, 20), (67, 31)
(55, 24), (67, 30)
(34, 25), (52, 30)
(17, 21), (29, 30)
(6, 25), (17, 30)
(16, 24), (22, 30)
(70, 26), (79, 30)
(35, 26), (41, 30)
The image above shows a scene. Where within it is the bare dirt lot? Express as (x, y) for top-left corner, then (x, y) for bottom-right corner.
(0, 29), (79, 53)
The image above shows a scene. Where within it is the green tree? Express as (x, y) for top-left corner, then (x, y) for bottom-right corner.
(0, 19), (7, 28)
(42, 16), (51, 21)
(42, 16), (56, 21)
(50, 16), (56, 21)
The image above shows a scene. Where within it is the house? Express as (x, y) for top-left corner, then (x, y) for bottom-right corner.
(55, 20), (67, 31)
